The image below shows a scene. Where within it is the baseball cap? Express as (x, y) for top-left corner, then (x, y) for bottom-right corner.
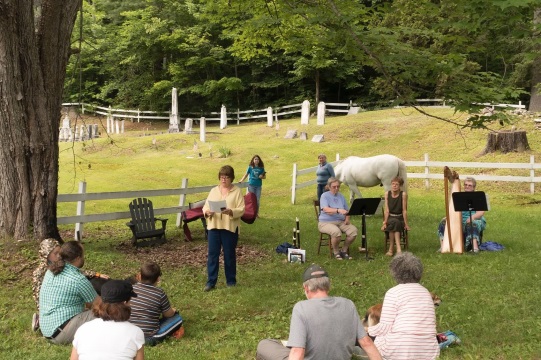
(302, 264), (329, 282)
(101, 280), (137, 303)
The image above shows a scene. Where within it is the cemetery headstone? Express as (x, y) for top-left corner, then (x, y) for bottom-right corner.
(312, 134), (324, 143)
(317, 102), (325, 125)
(301, 100), (310, 125)
(284, 130), (297, 139)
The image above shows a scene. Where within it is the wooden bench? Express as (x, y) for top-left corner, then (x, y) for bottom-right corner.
(126, 198), (167, 247)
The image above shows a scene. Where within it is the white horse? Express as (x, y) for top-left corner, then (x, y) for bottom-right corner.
(334, 154), (408, 201)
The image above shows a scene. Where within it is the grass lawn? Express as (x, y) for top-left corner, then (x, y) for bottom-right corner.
(1, 107), (541, 359)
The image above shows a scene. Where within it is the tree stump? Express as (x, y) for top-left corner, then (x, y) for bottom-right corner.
(482, 130), (530, 154)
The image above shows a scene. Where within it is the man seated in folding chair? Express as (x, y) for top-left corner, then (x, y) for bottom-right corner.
(318, 177), (358, 260)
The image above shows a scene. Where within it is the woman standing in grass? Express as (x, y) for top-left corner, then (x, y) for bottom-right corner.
(316, 154), (335, 201)
(238, 155), (266, 214)
(203, 165), (245, 292)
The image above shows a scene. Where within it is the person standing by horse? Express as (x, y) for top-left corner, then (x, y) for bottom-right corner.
(318, 177), (358, 260)
(316, 154), (335, 201)
(381, 176), (410, 257)
(238, 155), (266, 215)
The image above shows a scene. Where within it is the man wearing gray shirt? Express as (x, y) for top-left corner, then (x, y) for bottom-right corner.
(256, 264), (381, 360)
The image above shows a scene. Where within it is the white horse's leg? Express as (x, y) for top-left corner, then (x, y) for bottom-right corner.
(347, 184), (363, 203)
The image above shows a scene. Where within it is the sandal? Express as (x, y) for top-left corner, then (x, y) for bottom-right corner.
(385, 251), (393, 257)
(334, 252), (343, 260)
(341, 252), (352, 260)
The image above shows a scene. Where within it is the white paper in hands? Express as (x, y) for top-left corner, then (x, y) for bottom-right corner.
(208, 200), (227, 213)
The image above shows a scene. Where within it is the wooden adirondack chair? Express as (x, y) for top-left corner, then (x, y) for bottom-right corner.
(126, 198), (167, 247)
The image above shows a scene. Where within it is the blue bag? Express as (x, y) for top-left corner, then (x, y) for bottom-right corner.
(479, 241), (505, 251)
(276, 242), (297, 254)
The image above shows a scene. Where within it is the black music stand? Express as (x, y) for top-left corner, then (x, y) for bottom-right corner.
(349, 198), (382, 261)
(452, 191), (489, 250)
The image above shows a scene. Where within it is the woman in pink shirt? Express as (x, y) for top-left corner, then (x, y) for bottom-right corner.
(368, 252), (439, 360)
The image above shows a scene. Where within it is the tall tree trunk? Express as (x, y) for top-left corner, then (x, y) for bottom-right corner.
(315, 69), (320, 106)
(530, 8), (541, 111)
(0, 0), (80, 240)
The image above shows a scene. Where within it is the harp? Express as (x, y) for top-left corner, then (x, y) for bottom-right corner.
(441, 167), (464, 254)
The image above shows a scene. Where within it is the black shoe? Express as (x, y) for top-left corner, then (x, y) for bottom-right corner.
(203, 284), (215, 292)
(227, 283), (236, 288)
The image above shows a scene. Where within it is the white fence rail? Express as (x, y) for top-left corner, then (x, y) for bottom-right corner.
(291, 153), (541, 204)
(58, 179), (248, 240)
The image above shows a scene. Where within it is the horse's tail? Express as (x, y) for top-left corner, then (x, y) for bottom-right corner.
(397, 159), (408, 192)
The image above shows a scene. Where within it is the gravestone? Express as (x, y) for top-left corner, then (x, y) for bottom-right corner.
(301, 100), (310, 125)
(200, 117), (206, 142)
(169, 87), (180, 133)
(348, 106), (361, 115)
(87, 124), (93, 139)
(59, 114), (71, 141)
(93, 124), (99, 138)
(184, 118), (194, 134)
(284, 130), (297, 139)
(317, 102), (325, 125)
(312, 135), (324, 143)
(300, 132), (308, 140)
(220, 105), (227, 129)
(267, 107), (273, 127)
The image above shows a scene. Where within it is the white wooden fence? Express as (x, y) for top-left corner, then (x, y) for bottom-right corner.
(58, 179), (248, 240)
(291, 153), (541, 204)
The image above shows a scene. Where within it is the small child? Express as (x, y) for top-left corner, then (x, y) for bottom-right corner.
(129, 262), (184, 345)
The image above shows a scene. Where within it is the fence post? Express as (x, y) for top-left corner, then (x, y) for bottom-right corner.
(74, 181), (86, 241)
(176, 178), (189, 227)
(237, 108), (240, 126)
(81, 103), (85, 114)
(531, 155), (535, 194)
(424, 153), (430, 189)
(292, 163), (297, 204)
(137, 109), (141, 123)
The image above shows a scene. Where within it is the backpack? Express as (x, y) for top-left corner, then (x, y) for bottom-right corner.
(241, 192), (258, 224)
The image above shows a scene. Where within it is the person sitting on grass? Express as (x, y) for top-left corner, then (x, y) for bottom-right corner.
(129, 262), (184, 345)
(39, 241), (97, 344)
(71, 280), (145, 360)
(367, 252), (439, 359)
(318, 177), (358, 260)
(256, 264), (381, 360)
(32, 239), (109, 332)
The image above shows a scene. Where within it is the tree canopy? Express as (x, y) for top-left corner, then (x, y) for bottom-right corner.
(64, 0), (541, 127)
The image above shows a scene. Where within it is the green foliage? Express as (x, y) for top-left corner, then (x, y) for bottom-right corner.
(64, 0), (540, 126)
(218, 145), (232, 158)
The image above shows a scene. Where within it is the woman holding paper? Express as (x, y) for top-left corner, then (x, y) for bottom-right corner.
(202, 165), (245, 292)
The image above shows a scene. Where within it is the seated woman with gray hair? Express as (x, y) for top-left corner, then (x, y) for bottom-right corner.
(318, 177), (358, 260)
(368, 253), (439, 360)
